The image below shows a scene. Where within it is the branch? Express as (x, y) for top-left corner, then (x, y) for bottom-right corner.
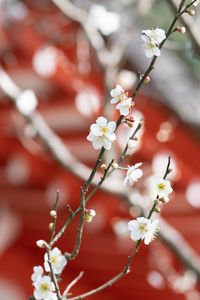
(63, 271), (84, 297)
(167, 0), (200, 55)
(45, 245), (62, 300)
(66, 187), (85, 260)
(50, 190), (60, 242)
(1, 66), (200, 281)
(68, 240), (142, 300)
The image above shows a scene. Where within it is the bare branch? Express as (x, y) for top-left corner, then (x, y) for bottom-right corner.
(63, 271), (84, 297)
(167, 0), (200, 55)
(50, 190), (60, 242)
(66, 187), (85, 260)
(45, 245), (62, 300)
(1, 66), (200, 281)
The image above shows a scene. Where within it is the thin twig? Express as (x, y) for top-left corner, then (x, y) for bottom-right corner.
(167, 0), (200, 54)
(66, 187), (85, 260)
(68, 239), (142, 300)
(50, 190), (60, 242)
(68, 159), (171, 299)
(63, 271), (84, 297)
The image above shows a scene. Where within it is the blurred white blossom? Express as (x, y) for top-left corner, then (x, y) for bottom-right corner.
(123, 163), (143, 186)
(16, 90), (38, 115)
(194, 0), (200, 6)
(87, 4), (120, 36)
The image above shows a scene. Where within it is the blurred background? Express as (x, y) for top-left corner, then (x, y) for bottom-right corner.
(0, 0), (200, 299)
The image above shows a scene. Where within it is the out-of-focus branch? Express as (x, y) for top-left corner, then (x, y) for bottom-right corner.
(1, 67), (200, 280)
(167, 0), (200, 54)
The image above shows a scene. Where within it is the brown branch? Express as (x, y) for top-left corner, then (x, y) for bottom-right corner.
(63, 271), (84, 297)
(66, 187), (85, 260)
(68, 239), (142, 300)
(1, 66), (200, 281)
(45, 245), (62, 300)
(50, 190), (60, 242)
(167, 0), (200, 55)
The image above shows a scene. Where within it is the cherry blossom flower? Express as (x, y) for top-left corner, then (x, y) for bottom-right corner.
(87, 116), (116, 150)
(128, 217), (159, 245)
(123, 163), (143, 186)
(44, 247), (67, 275)
(110, 85), (133, 116)
(141, 28), (166, 58)
(127, 139), (138, 149)
(143, 41), (161, 58)
(33, 275), (55, 300)
(31, 266), (43, 283)
(150, 178), (173, 199)
(142, 28), (166, 45)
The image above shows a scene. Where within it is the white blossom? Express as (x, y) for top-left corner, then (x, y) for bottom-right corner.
(110, 84), (132, 116)
(142, 28), (166, 45)
(87, 4), (120, 36)
(116, 97), (132, 116)
(194, 0), (200, 6)
(141, 28), (166, 58)
(33, 276), (55, 300)
(110, 84), (125, 104)
(44, 247), (67, 275)
(87, 116), (116, 150)
(143, 41), (161, 58)
(150, 178), (173, 199)
(128, 217), (159, 245)
(16, 90), (38, 116)
(127, 139), (138, 149)
(31, 266), (44, 283)
(123, 162), (143, 186)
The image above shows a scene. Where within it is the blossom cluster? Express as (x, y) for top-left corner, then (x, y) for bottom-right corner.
(141, 28), (166, 58)
(32, 247), (67, 300)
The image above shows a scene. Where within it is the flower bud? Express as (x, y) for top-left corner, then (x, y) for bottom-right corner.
(36, 240), (46, 248)
(154, 207), (161, 213)
(101, 164), (107, 170)
(187, 9), (195, 16)
(111, 162), (119, 169)
(128, 139), (137, 149)
(50, 210), (57, 217)
(144, 76), (150, 84)
(128, 123), (133, 128)
(176, 26), (186, 34)
(159, 196), (169, 203)
(49, 223), (54, 230)
(84, 209), (96, 222)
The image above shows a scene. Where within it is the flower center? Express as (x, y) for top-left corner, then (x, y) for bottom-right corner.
(138, 223), (148, 233)
(146, 42), (155, 50)
(158, 183), (166, 190)
(40, 283), (49, 292)
(151, 30), (157, 41)
(51, 256), (57, 263)
(101, 126), (108, 134)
